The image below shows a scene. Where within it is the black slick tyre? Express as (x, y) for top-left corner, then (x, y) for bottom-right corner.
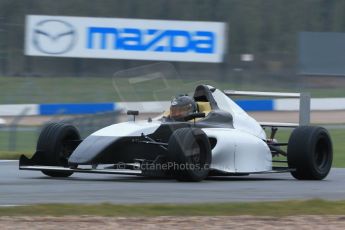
(168, 128), (211, 182)
(287, 126), (333, 180)
(37, 122), (80, 177)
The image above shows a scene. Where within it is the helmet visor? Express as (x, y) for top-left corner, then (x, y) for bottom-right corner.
(170, 104), (193, 119)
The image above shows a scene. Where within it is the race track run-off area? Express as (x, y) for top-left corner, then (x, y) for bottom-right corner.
(1, 161), (345, 205)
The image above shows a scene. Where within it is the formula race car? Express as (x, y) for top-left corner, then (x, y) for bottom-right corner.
(19, 85), (333, 182)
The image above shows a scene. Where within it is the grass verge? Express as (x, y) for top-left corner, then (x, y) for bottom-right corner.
(0, 129), (36, 159)
(1, 199), (345, 217)
(0, 76), (344, 104)
(0, 151), (32, 160)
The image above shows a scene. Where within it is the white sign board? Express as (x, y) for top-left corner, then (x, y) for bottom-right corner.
(25, 15), (226, 63)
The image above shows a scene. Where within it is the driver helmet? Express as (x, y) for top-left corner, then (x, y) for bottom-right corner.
(170, 95), (197, 121)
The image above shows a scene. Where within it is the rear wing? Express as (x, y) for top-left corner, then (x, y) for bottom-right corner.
(224, 90), (311, 127)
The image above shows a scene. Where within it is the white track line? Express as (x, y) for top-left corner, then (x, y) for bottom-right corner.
(0, 205), (25, 207)
(0, 160), (18, 163)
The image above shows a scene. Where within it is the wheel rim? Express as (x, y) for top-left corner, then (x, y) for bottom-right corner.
(185, 139), (208, 169)
(59, 143), (71, 165)
(188, 142), (201, 164)
(59, 132), (79, 166)
(314, 135), (331, 171)
(197, 139), (207, 167)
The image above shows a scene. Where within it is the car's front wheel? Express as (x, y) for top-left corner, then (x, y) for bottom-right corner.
(168, 128), (212, 182)
(37, 122), (81, 177)
(287, 126), (333, 180)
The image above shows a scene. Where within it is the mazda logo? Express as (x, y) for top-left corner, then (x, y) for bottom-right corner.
(33, 19), (77, 55)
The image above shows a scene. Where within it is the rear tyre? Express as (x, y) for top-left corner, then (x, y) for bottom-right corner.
(37, 122), (80, 177)
(287, 126), (332, 180)
(168, 128), (211, 182)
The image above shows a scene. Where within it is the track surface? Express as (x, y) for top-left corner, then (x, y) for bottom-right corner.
(1, 161), (345, 205)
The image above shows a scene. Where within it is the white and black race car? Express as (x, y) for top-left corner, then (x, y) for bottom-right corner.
(19, 85), (333, 182)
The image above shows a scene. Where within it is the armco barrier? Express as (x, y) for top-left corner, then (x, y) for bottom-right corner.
(274, 98), (345, 111)
(235, 100), (274, 111)
(0, 104), (39, 116)
(39, 103), (115, 115)
(0, 98), (344, 116)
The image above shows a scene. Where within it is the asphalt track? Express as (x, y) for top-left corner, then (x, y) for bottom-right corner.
(1, 161), (345, 205)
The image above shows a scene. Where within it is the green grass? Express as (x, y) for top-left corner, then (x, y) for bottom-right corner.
(0, 76), (344, 104)
(0, 151), (33, 160)
(330, 129), (345, 167)
(1, 199), (345, 216)
(0, 130), (36, 156)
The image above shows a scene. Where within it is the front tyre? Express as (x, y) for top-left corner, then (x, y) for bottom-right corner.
(37, 122), (81, 177)
(287, 126), (333, 180)
(168, 128), (211, 182)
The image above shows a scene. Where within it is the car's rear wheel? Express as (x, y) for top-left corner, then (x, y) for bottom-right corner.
(37, 122), (80, 177)
(287, 126), (332, 180)
(168, 128), (211, 182)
